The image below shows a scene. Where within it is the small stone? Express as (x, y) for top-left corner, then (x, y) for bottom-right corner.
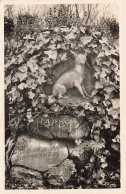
(10, 166), (43, 187)
(44, 159), (77, 186)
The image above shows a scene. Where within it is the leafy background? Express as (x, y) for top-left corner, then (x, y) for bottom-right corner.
(5, 4), (120, 189)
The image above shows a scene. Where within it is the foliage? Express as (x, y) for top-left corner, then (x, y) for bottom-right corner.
(5, 15), (120, 188)
(4, 16), (14, 39)
(45, 5), (82, 28)
(14, 13), (45, 39)
(95, 17), (119, 45)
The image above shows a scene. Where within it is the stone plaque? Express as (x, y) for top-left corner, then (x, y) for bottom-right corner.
(11, 134), (68, 172)
(27, 113), (90, 140)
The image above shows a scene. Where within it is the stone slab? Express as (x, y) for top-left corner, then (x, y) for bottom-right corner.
(11, 134), (68, 172)
(27, 113), (90, 140)
(10, 166), (43, 187)
(44, 159), (76, 186)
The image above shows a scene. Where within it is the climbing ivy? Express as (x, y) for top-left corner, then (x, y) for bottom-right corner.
(5, 25), (120, 188)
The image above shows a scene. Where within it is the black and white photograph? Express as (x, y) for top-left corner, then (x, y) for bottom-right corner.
(2, 0), (124, 191)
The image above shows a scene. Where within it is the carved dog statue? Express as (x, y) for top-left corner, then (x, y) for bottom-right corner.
(52, 50), (91, 98)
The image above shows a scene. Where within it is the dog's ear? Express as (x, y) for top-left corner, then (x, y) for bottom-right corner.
(69, 50), (77, 57)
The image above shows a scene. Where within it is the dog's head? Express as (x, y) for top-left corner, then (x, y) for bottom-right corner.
(75, 53), (87, 65)
(70, 50), (87, 65)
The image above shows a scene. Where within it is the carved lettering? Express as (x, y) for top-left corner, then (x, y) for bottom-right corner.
(49, 119), (54, 127)
(40, 118), (43, 125)
(44, 119), (50, 126)
(58, 120), (65, 128)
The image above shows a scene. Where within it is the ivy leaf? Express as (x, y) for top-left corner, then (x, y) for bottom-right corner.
(91, 89), (98, 96)
(27, 58), (38, 72)
(102, 61), (111, 67)
(48, 43), (56, 50)
(97, 51), (105, 58)
(104, 93), (110, 100)
(100, 71), (107, 78)
(28, 91), (35, 99)
(10, 56), (17, 64)
(93, 120), (102, 128)
(100, 67), (110, 79)
(79, 26), (86, 33)
(95, 58), (102, 66)
(111, 142), (120, 151)
(84, 103), (95, 111)
(104, 86), (115, 93)
(13, 71), (27, 82)
(77, 109), (85, 117)
(111, 99), (120, 109)
(18, 83), (27, 90)
(26, 111), (32, 120)
(57, 43), (66, 50)
(96, 106), (102, 112)
(60, 27), (71, 33)
(93, 48), (99, 54)
(31, 98), (38, 107)
(75, 139), (82, 146)
(92, 96), (100, 104)
(65, 31), (77, 40)
(5, 74), (11, 89)
(99, 37), (108, 44)
(44, 50), (57, 60)
(111, 58), (119, 67)
(107, 107), (119, 119)
(51, 34), (61, 43)
(23, 34), (34, 40)
(88, 43), (97, 48)
(8, 87), (20, 102)
(48, 95), (56, 105)
(5, 61), (11, 69)
(111, 126), (117, 131)
(71, 26), (79, 34)
(101, 162), (108, 169)
(54, 27), (60, 32)
(37, 33), (50, 44)
(80, 36), (92, 45)
(94, 65), (102, 78)
(95, 81), (103, 89)
(89, 141), (105, 150)
(60, 52), (67, 61)
(26, 77), (37, 89)
(32, 42), (44, 50)
(23, 41), (33, 51)
(37, 76), (46, 84)
(51, 104), (60, 112)
(93, 31), (101, 37)
(100, 156), (106, 163)
(26, 110), (34, 123)
(39, 68), (46, 75)
(18, 64), (27, 72)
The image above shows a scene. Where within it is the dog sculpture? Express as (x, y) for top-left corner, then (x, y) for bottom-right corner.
(52, 50), (91, 98)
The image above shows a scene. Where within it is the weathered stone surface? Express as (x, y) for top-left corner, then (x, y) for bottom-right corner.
(11, 134), (68, 171)
(27, 113), (90, 140)
(10, 166), (43, 187)
(44, 159), (76, 186)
